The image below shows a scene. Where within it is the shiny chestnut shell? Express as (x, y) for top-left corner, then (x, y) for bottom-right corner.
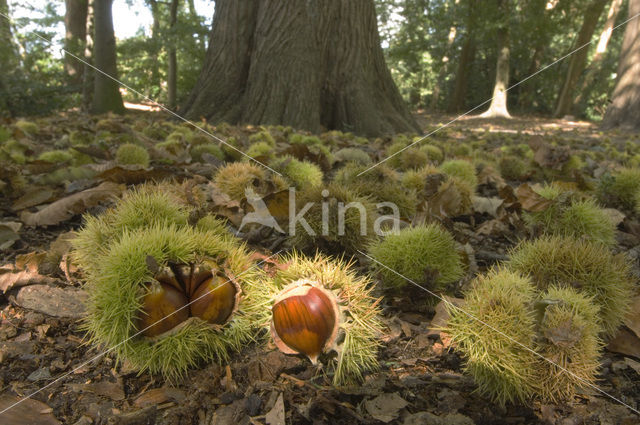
(190, 273), (239, 325)
(138, 282), (189, 337)
(271, 281), (340, 364)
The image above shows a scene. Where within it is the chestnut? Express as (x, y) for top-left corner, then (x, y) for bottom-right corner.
(138, 282), (189, 337)
(271, 281), (340, 364)
(190, 274), (239, 325)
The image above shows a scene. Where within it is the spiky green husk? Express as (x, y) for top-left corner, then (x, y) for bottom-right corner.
(289, 184), (377, 256)
(190, 144), (224, 162)
(271, 253), (383, 385)
(399, 148), (429, 170)
(271, 156), (323, 189)
(214, 162), (287, 200)
(333, 148), (371, 165)
(508, 236), (633, 337)
(15, 120), (38, 136)
(72, 185), (192, 274)
(602, 167), (640, 210)
(116, 143), (150, 167)
(498, 155), (528, 181)
(38, 150), (74, 164)
(384, 140), (408, 168)
(246, 141), (276, 162)
(439, 159), (478, 191)
(368, 223), (464, 294)
(534, 286), (602, 402)
(82, 224), (270, 380)
(420, 144), (444, 164)
(401, 165), (440, 192)
(333, 163), (417, 218)
(446, 268), (538, 405)
(524, 185), (615, 246)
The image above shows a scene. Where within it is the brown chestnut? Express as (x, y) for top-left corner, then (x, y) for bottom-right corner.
(138, 282), (189, 337)
(189, 274), (238, 325)
(271, 282), (340, 364)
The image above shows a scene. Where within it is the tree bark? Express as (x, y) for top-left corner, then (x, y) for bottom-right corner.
(447, 1), (477, 113)
(0, 0), (18, 115)
(83, 0), (95, 110)
(64, 0), (88, 87)
(91, 0), (125, 114)
(168, 0), (179, 110)
(574, 0), (624, 110)
(146, 0), (162, 94)
(601, 0), (640, 130)
(181, 0), (419, 137)
(553, 0), (608, 118)
(480, 0), (511, 118)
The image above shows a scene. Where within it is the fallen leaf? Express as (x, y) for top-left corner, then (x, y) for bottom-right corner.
(0, 265), (57, 293)
(608, 327), (640, 359)
(472, 196), (503, 217)
(265, 393), (285, 425)
(603, 208), (626, 227)
(623, 295), (640, 338)
(11, 187), (56, 211)
(20, 181), (123, 226)
(427, 296), (465, 337)
(67, 378), (125, 401)
(134, 387), (186, 407)
(515, 183), (553, 212)
(0, 394), (60, 424)
(0, 221), (22, 249)
(364, 392), (408, 423)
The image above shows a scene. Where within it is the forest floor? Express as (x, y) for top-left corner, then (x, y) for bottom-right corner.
(0, 110), (639, 425)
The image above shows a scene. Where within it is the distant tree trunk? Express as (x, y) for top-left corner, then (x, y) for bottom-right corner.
(480, 0), (511, 118)
(601, 0), (640, 130)
(574, 0), (624, 111)
(553, 0), (608, 118)
(182, 0), (420, 136)
(447, 0), (477, 112)
(64, 0), (88, 87)
(147, 0), (162, 94)
(82, 0), (95, 110)
(0, 0), (18, 115)
(92, 0), (125, 114)
(168, 0), (179, 110)
(187, 0), (206, 50)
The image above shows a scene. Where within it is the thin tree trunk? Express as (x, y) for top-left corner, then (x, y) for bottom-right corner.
(187, 0), (205, 51)
(601, 0), (640, 130)
(82, 0), (95, 110)
(574, 0), (624, 110)
(92, 0), (125, 114)
(64, 0), (88, 87)
(168, 0), (179, 109)
(553, 0), (608, 118)
(182, 0), (419, 136)
(147, 0), (162, 94)
(0, 0), (18, 115)
(447, 0), (477, 112)
(480, 0), (511, 118)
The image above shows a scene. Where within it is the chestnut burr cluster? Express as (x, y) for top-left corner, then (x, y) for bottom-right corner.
(138, 261), (240, 337)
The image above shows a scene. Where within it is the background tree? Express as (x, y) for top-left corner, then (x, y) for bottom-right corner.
(92, 0), (124, 113)
(182, 0), (419, 136)
(0, 0), (19, 115)
(601, 0), (640, 130)
(64, 0), (88, 87)
(167, 0), (179, 110)
(480, 0), (511, 118)
(447, 0), (477, 112)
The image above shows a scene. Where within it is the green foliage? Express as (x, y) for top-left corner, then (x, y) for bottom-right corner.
(116, 143), (150, 167)
(368, 223), (463, 293)
(446, 268), (538, 405)
(439, 159), (477, 191)
(508, 236), (633, 337)
(524, 185), (616, 246)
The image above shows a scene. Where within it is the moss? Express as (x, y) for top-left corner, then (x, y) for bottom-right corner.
(38, 150), (74, 164)
(245, 141), (276, 162)
(534, 286), (602, 402)
(333, 148), (371, 165)
(271, 253), (383, 385)
(214, 162), (288, 200)
(190, 144), (224, 162)
(446, 268), (538, 405)
(498, 155), (529, 181)
(333, 163), (417, 218)
(271, 156), (323, 189)
(14, 120), (38, 136)
(116, 143), (150, 167)
(524, 184), (616, 246)
(368, 223), (464, 294)
(439, 159), (477, 192)
(508, 236), (634, 337)
(289, 183), (377, 256)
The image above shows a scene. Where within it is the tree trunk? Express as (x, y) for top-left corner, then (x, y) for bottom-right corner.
(82, 0), (95, 110)
(168, 0), (179, 110)
(181, 0), (419, 137)
(92, 0), (125, 114)
(553, 0), (608, 118)
(447, 1), (477, 113)
(480, 0), (511, 118)
(64, 0), (88, 87)
(601, 0), (640, 130)
(574, 0), (624, 110)
(0, 0), (18, 115)
(147, 0), (162, 94)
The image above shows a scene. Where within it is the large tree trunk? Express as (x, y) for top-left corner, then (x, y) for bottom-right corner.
(82, 0), (95, 110)
(553, 0), (608, 118)
(480, 0), (511, 118)
(447, 1), (477, 113)
(91, 0), (125, 114)
(147, 0), (162, 95)
(0, 0), (18, 115)
(601, 0), (640, 130)
(574, 0), (624, 111)
(167, 0), (179, 110)
(64, 0), (88, 87)
(181, 0), (419, 137)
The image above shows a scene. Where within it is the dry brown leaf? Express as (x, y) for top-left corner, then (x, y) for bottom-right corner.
(529, 136), (571, 170)
(427, 297), (465, 337)
(265, 393), (285, 425)
(472, 196), (503, 217)
(11, 187), (56, 211)
(0, 221), (22, 249)
(623, 295), (640, 338)
(0, 394), (60, 424)
(66, 378), (125, 401)
(20, 181), (123, 227)
(515, 183), (553, 212)
(364, 392), (408, 423)
(608, 327), (640, 359)
(0, 263), (57, 293)
(134, 387), (186, 408)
